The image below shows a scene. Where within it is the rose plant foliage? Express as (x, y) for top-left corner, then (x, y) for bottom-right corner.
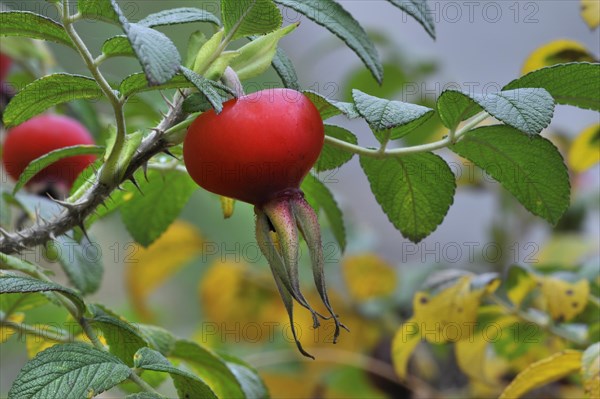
(0, 0), (598, 398)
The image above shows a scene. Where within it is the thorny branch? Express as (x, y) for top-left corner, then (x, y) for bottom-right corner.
(0, 94), (187, 254)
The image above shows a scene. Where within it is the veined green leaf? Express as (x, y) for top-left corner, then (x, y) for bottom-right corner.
(274, 0), (382, 83)
(119, 73), (190, 99)
(353, 89), (434, 141)
(303, 90), (359, 119)
(8, 343), (131, 399)
(271, 47), (299, 90)
(170, 340), (247, 399)
(78, 0), (120, 24)
(0, 11), (73, 48)
(503, 62), (600, 111)
(221, 0), (282, 41)
(121, 170), (198, 247)
(218, 352), (269, 399)
(385, 0), (435, 39)
(0, 271), (86, 316)
(451, 125), (570, 224)
(360, 152), (456, 242)
(121, 23), (181, 85)
(134, 347), (217, 399)
(52, 235), (104, 295)
(180, 67), (232, 113)
(101, 35), (134, 59)
(89, 305), (148, 367)
(316, 125), (358, 172)
(437, 88), (555, 135)
(12, 145), (104, 194)
(138, 8), (220, 28)
(3, 74), (103, 127)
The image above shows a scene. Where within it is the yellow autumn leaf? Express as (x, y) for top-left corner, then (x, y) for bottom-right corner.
(569, 124), (600, 173)
(537, 276), (590, 322)
(127, 220), (203, 321)
(220, 196), (236, 219)
(455, 309), (517, 384)
(522, 39), (596, 75)
(0, 312), (25, 343)
(582, 0), (600, 29)
(199, 260), (286, 345)
(506, 266), (536, 307)
(499, 350), (583, 399)
(391, 318), (421, 379)
(582, 342), (600, 398)
(262, 373), (319, 399)
(413, 276), (498, 344)
(342, 253), (397, 301)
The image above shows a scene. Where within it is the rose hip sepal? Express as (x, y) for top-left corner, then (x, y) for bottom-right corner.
(183, 88), (347, 357)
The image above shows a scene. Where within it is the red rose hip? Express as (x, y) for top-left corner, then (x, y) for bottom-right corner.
(2, 114), (97, 190)
(183, 88), (324, 205)
(183, 88), (345, 358)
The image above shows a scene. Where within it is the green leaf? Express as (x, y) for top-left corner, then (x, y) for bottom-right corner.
(138, 8), (220, 28)
(352, 89), (434, 141)
(120, 22), (181, 85)
(185, 31), (208, 69)
(302, 174), (347, 252)
(0, 11), (74, 48)
(0, 253), (39, 275)
(386, 0), (435, 39)
(437, 88), (555, 135)
(78, 0), (120, 24)
(191, 30), (225, 77)
(51, 236), (104, 295)
(0, 272), (86, 315)
(315, 125), (357, 172)
(3, 74), (103, 127)
(221, 0), (282, 41)
(119, 73), (190, 99)
(180, 67), (232, 113)
(12, 145), (104, 194)
(170, 340), (246, 399)
(230, 23), (298, 80)
(303, 90), (359, 120)
(271, 47), (299, 90)
(8, 343), (131, 399)
(503, 62), (600, 111)
(218, 352), (269, 399)
(182, 93), (219, 113)
(274, 0), (382, 83)
(452, 125), (570, 224)
(137, 324), (176, 356)
(89, 305), (148, 367)
(101, 35), (134, 59)
(360, 153), (456, 242)
(134, 347), (217, 399)
(0, 293), (48, 314)
(121, 170), (198, 247)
